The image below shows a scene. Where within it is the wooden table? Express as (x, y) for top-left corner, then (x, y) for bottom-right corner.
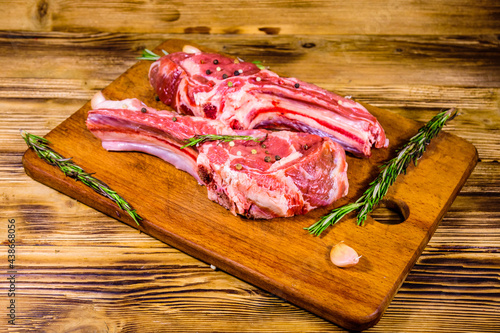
(1, 1), (499, 332)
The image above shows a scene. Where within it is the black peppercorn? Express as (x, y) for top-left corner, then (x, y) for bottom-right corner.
(213, 59), (219, 64)
(294, 83), (300, 88)
(206, 69), (211, 75)
(222, 73), (228, 79)
(141, 107), (147, 113)
(234, 70), (240, 76)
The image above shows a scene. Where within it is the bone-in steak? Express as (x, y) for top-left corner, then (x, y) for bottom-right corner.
(86, 94), (348, 219)
(149, 47), (387, 157)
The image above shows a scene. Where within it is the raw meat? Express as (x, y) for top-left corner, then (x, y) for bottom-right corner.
(87, 92), (231, 184)
(148, 46), (388, 157)
(197, 130), (348, 219)
(86, 94), (348, 219)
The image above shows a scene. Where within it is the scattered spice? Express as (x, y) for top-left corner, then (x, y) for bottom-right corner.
(229, 141), (235, 147)
(216, 66), (221, 71)
(141, 107), (147, 113)
(228, 81), (233, 87)
(303, 144), (309, 150)
(222, 73), (228, 79)
(235, 163), (243, 170)
(264, 156), (271, 162)
(261, 144), (266, 148)
(172, 117), (177, 122)
(155, 96), (160, 101)
(338, 100), (343, 105)
(206, 69), (211, 75)
(234, 70), (240, 76)
(294, 83), (300, 88)
(275, 155), (281, 161)
(330, 242), (361, 268)
(237, 151), (242, 156)
(251, 149), (257, 154)
(256, 77), (262, 82)
(213, 59), (219, 64)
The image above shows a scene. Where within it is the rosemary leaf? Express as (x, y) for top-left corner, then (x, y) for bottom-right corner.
(252, 60), (267, 70)
(305, 108), (457, 236)
(137, 49), (168, 61)
(180, 134), (266, 149)
(21, 131), (142, 226)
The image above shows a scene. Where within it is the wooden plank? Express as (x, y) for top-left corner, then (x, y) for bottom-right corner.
(2, 177), (499, 332)
(2, 32), (499, 87)
(1, 0), (499, 35)
(1, 0), (498, 329)
(1, 28), (497, 332)
(20, 39), (478, 330)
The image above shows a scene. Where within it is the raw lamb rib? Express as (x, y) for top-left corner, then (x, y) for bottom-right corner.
(149, 46), (388, 157)
(86, 93), (348, 219)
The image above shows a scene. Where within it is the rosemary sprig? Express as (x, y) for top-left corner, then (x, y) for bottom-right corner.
(137, 49), (168, 61)
(180, 134), (266, 149)
(139, 49), (268, 71)
(252, 60), (267, 70)
(21, 131), (142, 226)
(306, 108), (457, 236)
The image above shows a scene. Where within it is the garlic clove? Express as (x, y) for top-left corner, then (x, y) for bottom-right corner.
(183, 45), (202, 54)
(330, 242), (361, 268)
(91, 91), (106, 109)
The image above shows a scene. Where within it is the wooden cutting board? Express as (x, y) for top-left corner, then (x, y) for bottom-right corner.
(22, 39), (478, 331)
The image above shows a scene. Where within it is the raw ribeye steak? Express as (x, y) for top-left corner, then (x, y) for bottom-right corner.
(86, 94), (348, 219)
(148, 46), (387, 157)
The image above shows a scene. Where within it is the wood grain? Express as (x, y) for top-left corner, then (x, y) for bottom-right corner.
(19, 38), (479, 330)
(1, 3), (499, 331)
(1, 0), (499, 35)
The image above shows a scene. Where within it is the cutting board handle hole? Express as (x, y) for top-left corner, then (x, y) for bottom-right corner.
(371, 198), (409, 225)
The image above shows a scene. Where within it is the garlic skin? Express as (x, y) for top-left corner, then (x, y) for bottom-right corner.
(330, 242), (361, 268)
(91, 91), (106, 109)
(182, 45), (202, 54)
